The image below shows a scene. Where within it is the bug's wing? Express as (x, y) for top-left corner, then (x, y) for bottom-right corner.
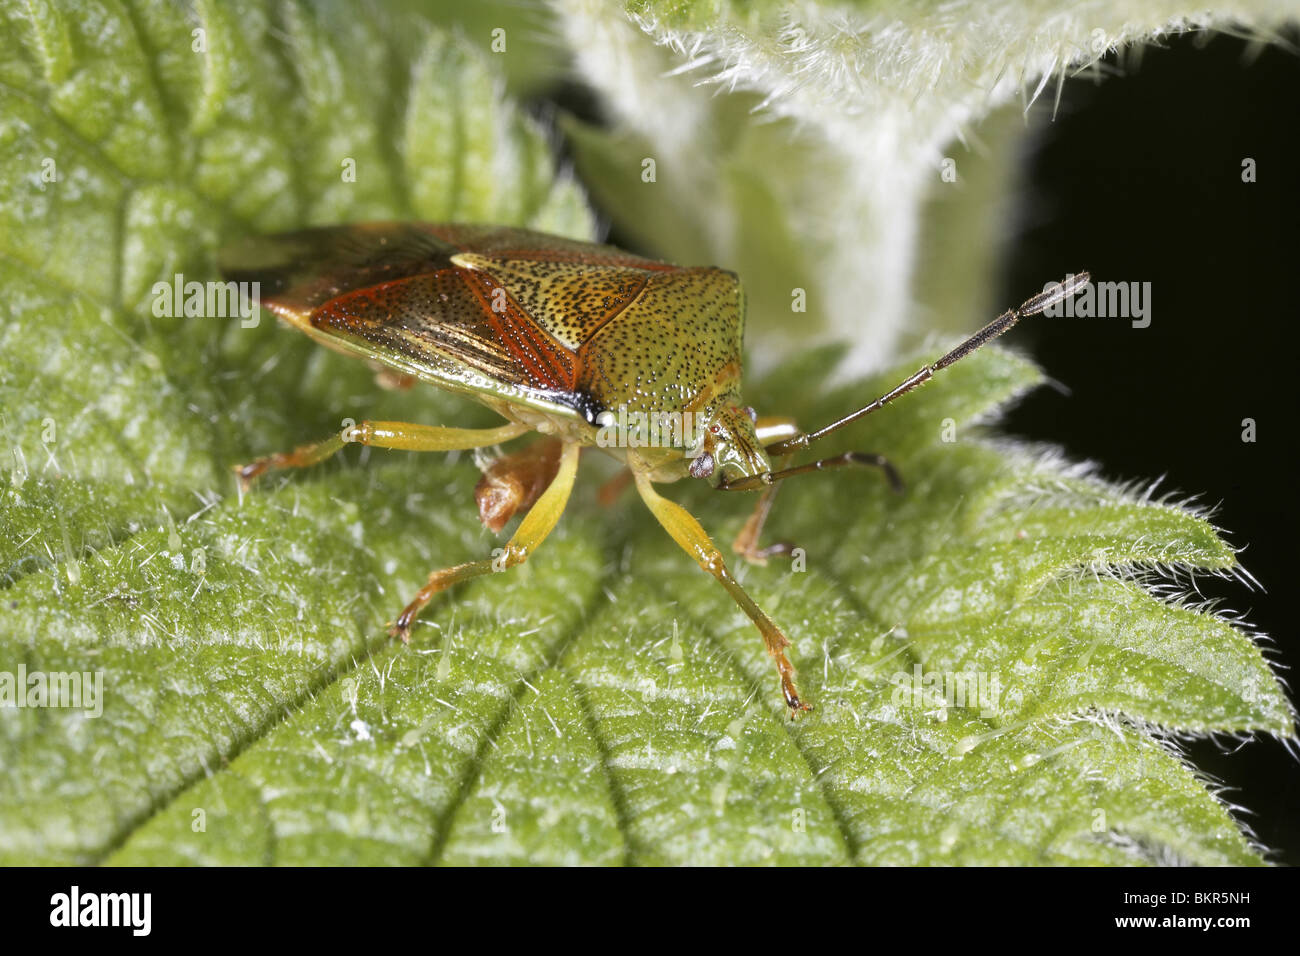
(453, 255), (746, 413)
(441, 252), (749, 423)
(220, 222), (668, 299)
(449, 253), (660, 352)
(220, 222), (465, 307)
(309, 267), (581, 394)
(220, 223), (604, 418)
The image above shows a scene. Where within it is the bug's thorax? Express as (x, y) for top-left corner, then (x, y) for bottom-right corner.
(485, 400), (591, 445)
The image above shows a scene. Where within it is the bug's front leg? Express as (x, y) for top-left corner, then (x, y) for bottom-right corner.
(234, 420), (530, 490)
(731, 417), (802, 564)
(633, 470), (811, 716)
(726, 416), (904, 563)
(389, 442), (580, 641)
(732, 448), (794, 566)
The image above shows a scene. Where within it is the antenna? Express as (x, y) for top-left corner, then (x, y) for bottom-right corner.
(718, 272), (1090, 492)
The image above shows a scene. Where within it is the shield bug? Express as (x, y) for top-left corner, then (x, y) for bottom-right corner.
(222, 222), (1087, 716)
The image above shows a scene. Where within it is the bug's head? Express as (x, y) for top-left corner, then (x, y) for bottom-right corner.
(687, 402), (770, 488)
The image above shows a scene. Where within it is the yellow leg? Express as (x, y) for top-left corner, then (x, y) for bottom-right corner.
(389, 441), (581, 640)
(633, 470), (810, 716)
(235, 420), (530, 490)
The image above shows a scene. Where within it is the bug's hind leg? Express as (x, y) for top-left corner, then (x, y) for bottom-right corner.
(389, 442), (580, 641)
(234, 420), (529, 490)
(633, 470), (810, 716)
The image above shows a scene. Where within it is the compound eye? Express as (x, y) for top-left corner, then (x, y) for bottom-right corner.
(689, 452), (715, 479)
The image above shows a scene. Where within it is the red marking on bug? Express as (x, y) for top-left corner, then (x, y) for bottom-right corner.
(460, 271), (577, 392)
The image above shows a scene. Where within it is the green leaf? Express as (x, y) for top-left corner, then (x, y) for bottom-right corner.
(0, 0), (1292, 867)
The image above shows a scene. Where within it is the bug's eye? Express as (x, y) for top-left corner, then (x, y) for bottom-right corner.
(689, 452), (715, 479)
(709, 423), (721, 435)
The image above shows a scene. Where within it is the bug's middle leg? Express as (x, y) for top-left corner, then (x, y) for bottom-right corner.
(633, 470), (810, 715)
(474, 437), (564, 532)
(235, 420), (530, 490)
(389, 441), (580, 641)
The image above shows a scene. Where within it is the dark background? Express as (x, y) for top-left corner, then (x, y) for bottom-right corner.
(999, 31), (1299, 864)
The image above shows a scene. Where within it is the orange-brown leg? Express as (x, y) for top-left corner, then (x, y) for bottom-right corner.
(596, 467), (634, 507)
(731, 455), (794, 565)
(731, 415), (805, 564)
(374, 369), (418, 390)
(633, 469), (810, 716)
(390, 442), (581, 641)
(474, 437), (564, 533)
(732, 415), (901, 559)
(234, 420), (529, 490)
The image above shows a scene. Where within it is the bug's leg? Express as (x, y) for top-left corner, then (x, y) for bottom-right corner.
(389, 442), (580, 641)
(596, 468), (634, 507)
(234, 421), (530, 491)
(633, 470), (811, 716)
(731, 416), (802, 563)
(474, 437), (564, 533)
(732, 458), (793, 565)
(749, 451), (904, 491)
(732, 415), (903, 560)
(374, 368), (418, 391)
